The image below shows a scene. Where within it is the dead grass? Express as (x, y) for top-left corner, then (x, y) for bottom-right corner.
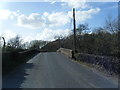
(71, 58), (118, 80)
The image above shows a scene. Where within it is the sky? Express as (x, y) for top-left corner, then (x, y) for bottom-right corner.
(0, 0), (118, 43)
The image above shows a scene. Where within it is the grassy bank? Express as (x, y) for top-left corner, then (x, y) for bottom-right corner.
(74, 52), (119, 75)
(2, 49), (40, 75)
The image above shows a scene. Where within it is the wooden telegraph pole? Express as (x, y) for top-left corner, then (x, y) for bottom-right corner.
(73, 8), (77, 52)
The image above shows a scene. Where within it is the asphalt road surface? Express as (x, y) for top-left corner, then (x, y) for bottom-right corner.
(3, 52), (118, 88)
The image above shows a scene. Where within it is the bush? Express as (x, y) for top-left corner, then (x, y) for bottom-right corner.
(2, 49), (40, 75)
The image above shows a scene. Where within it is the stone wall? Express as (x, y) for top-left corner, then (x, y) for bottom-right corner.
(75, 53), (119, 74)
(57, 48), (73, 58)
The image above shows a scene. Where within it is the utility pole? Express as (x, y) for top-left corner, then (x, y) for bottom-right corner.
(73, 8), (77, 52)
(118, 1), (120, 58)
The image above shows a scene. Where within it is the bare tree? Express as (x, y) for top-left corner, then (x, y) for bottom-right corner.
(28, 40), (48, 50)
(7, 35), (22, 49)
(54, 35), (63, 48)
(77, 23), (89, 35)
(104, 16), (118, 33)
(21, 42), (30, 49)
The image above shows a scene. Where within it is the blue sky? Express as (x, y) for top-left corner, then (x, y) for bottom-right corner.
(0, 1), (118, 42)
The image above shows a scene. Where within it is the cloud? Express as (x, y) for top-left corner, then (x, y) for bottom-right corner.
(45, 0), (91, 9)
(20, 28), (72, 42)
(0, 1), (101, 42)
(0, 8), (100, 42)
(68, 8), (100, 22)
(61, 0), (91, 9)
(44, 0), (119, 2)
(0, 9), (18, 20)
(36, 28), (72, 41)
(1, 0), (119, 2)
(17, 11), (70, 29)
(24, 34), (36, 42)
(17, 8), (100, 29)
(17, 13), (45, 29)
(43, 12), (70, 27)
(0, 30), (17, 42)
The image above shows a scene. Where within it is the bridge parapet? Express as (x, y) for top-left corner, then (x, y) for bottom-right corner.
(57, 48), (73, 58)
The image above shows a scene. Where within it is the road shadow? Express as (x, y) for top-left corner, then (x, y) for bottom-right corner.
(2, 62), (34, 89)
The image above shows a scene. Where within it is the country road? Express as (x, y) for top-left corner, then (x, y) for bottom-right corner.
(3, 52), (118, 88)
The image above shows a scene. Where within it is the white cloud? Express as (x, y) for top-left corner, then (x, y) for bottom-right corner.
(61, 0), (91, 9)
(1, 0), (119, 2)
(43, 12), (70, 27)
(17, 13), (45, 29)
(24, 34), (36, 42)
(0, 9), (18, 20)
(0, 30), (17, 42)
(68, 8), (100, 22)
(0, 2), (101, 42)
(0, 8), (100, 42)
(17, 8), (100, 29)
(43, 0), (119, 2)
(36, 28), (72, 41)
(17, 12), (70, 29)
(45, 0), (91, 9)
(20, 28), (72, 42)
